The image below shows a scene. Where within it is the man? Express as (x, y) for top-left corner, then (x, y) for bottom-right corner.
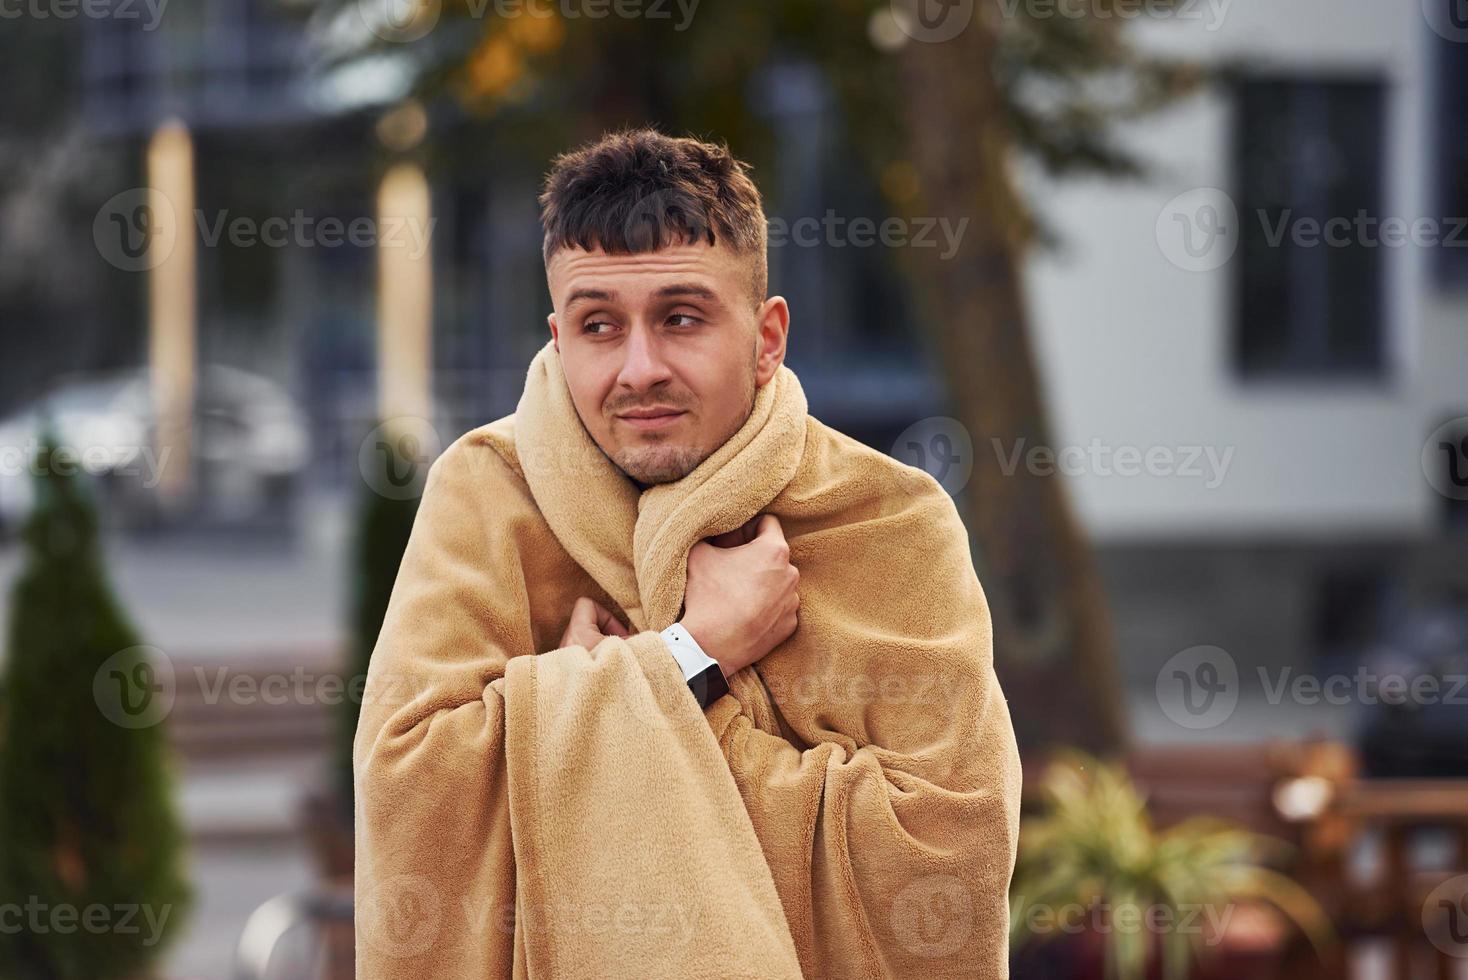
(354, 128), (1021, 979)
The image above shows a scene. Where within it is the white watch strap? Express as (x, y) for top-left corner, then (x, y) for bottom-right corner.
(659, 622), (721, 683)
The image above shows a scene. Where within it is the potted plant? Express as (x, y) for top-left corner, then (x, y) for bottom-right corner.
(1010, 752), (1333, 980)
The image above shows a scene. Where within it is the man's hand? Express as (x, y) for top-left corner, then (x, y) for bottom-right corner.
(560, 596), (631, 650)
(682, 514), (800, 677)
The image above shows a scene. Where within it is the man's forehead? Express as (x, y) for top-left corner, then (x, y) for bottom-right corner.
(546, 242), (742, 306)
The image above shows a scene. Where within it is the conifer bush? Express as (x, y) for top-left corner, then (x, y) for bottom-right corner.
(0, 433), (192, 979)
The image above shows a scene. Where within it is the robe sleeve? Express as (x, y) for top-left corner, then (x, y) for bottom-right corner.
(704, 470), (1023, 979)
(352, 438), (803, 979)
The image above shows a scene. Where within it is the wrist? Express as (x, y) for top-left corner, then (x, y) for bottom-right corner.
(660, 621), (729, 709)
(678, 615), (728, 677)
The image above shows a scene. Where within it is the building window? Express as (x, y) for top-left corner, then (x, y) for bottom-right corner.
(1231, 76), (1387, 379)
(1432, 415), (1468, 529)
(1433, 6), (1468, 286)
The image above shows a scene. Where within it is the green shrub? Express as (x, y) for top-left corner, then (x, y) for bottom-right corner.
(0, 432), (192, 979)
(334, 423), (423, 819)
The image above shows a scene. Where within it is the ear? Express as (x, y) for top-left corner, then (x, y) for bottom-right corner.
(753, 296), (790, 387)
(547, 312), (559, 352)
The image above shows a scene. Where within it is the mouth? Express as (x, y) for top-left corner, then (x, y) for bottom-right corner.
(615, 408), (687, 432)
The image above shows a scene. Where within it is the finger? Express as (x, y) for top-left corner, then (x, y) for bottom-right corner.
(706, 527), (746, 548)
(751, 513), (785, 544)
(569, 596), (599, 626)
(575, 597), (629, 639)
(707, 515), (760, 548)
(594, 602), (631, 637)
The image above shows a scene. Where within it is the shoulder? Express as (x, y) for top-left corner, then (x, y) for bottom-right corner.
(784, 415), (957, 524)
(415, 414), (538, 525)
(778, 416), (987, 623)
(426, 413), (525, 487)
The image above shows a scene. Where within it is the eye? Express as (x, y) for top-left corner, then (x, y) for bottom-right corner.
(667, 313), (702, 328)
(583, 320), (616, 335)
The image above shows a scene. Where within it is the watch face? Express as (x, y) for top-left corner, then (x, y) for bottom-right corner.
(694, 663), (729, 708)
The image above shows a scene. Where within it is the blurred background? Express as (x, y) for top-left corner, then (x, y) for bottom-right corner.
(1, 0), (1466, 977)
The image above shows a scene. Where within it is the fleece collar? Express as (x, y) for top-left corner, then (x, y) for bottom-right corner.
(513, 339), (809, 633)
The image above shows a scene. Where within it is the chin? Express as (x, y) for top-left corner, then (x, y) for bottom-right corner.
(613, 442), (709, 485)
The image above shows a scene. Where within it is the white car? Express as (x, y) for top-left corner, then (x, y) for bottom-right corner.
(0, 365), (310, 535)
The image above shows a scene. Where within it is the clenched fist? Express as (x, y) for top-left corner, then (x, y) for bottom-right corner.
(559, 596), (631, 650)
(681, 514), (800, 677)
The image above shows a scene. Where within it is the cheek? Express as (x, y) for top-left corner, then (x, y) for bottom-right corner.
(564, 364), (615, 431)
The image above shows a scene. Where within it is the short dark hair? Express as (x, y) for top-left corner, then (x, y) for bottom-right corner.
(538, 127), (768, 303)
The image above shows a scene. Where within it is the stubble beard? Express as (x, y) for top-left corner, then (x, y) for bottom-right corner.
(609, 365), (757, 487)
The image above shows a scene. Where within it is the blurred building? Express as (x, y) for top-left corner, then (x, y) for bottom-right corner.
(67, 0), (937, 508)
(1022, 0), (1468, 723)
(36, 0), (1468, 732)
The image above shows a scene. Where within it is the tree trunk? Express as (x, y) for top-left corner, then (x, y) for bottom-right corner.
(894, 1), (1128, 756)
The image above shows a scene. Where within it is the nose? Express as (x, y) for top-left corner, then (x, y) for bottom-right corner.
(615, 324), (673, 393)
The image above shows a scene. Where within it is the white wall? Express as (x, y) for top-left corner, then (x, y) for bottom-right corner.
(1020, 0), (1468, 541)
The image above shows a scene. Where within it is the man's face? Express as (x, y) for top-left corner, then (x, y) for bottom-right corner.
(546, 241), (788, 486)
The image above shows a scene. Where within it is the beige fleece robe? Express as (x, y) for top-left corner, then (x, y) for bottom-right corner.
(352, 339), (1022, 978)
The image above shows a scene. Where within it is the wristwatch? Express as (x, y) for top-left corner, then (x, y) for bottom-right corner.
(659, 622), (730, 709)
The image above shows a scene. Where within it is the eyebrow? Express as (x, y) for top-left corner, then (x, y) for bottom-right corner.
(654, 283), (718, 302)
(561, 282), (720, 309)
(563, 287), (615, 308)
